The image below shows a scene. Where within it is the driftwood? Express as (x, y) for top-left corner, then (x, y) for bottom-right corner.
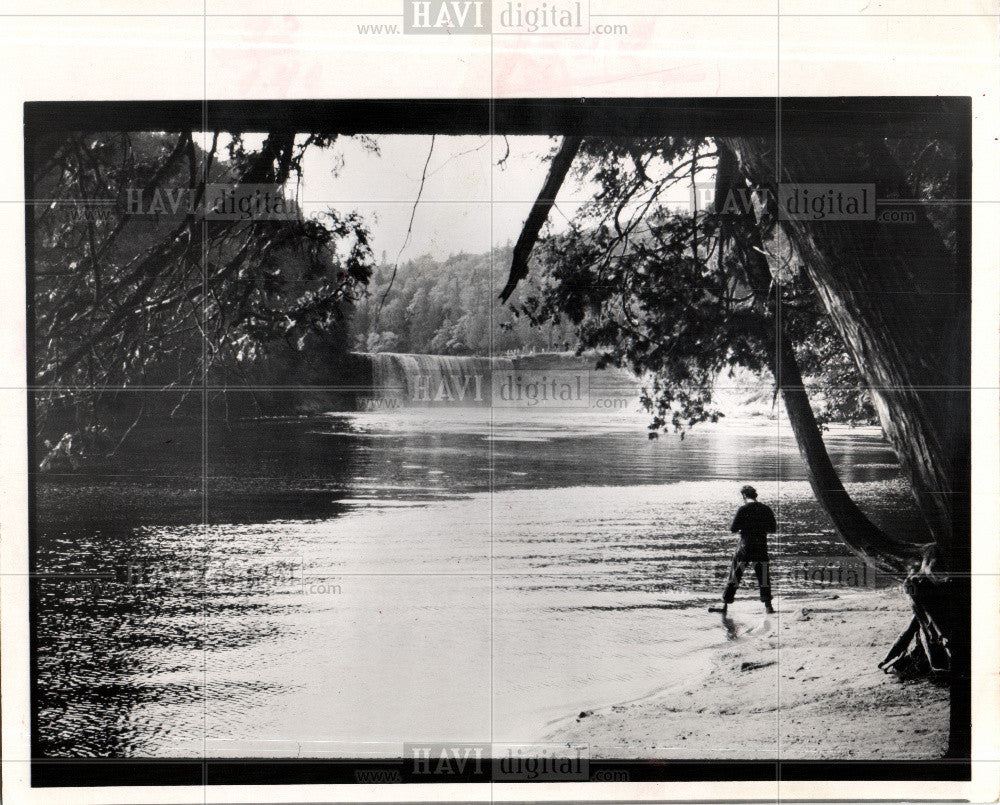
(879, 553), (952, 678)
(879, 617), (920, 672)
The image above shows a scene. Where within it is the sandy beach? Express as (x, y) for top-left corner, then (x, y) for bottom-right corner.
(544, 587), (950, 760)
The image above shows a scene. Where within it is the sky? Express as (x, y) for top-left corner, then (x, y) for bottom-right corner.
(296, 134), (570, 263)
(294, 134), (698, 264)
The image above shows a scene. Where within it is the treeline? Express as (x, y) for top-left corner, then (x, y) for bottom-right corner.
(350, 247), (576, 356)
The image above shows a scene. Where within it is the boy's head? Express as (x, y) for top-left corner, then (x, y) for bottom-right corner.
(740, 484), (758, 501)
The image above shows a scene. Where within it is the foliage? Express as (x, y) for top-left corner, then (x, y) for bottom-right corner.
(350, 248), (575, 356)
(517, 136), (878, 436)
(32, 131), (374, 448)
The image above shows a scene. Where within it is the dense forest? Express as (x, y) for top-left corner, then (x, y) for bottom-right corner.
(349, 248), (575, 356)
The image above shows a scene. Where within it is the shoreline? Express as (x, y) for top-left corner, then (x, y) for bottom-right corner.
(543, 587), (950, 759)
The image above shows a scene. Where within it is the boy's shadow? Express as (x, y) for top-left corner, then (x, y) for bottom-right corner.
(721, 614), (739, 640)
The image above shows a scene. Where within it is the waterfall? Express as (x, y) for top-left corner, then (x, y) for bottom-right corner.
(350, 352), (640, 411)
(361, 352), (516, 407)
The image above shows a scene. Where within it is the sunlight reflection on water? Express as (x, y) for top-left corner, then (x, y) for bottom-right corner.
(35, 414), (922, 757)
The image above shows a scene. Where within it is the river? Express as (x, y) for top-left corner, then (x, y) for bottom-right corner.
(33, 405), (925, 758)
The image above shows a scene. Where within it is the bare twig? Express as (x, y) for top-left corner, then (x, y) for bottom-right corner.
(378, 134), (436, 312)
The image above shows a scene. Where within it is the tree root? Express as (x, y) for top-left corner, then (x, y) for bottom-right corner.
(879, 549), (952, 680)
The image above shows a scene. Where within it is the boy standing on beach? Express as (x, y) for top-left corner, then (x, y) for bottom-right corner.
(713, 485), (776, 615)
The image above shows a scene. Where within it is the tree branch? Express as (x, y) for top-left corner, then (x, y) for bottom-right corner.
(499, 135), (582, 303)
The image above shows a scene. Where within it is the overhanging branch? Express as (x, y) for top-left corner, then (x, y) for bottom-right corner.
(499, 135), (582, 303)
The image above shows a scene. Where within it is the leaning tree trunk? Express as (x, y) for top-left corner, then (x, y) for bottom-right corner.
(716, 184), (922, 571)
(717, 135), (970, 758)
(717, 136), (970, 566)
